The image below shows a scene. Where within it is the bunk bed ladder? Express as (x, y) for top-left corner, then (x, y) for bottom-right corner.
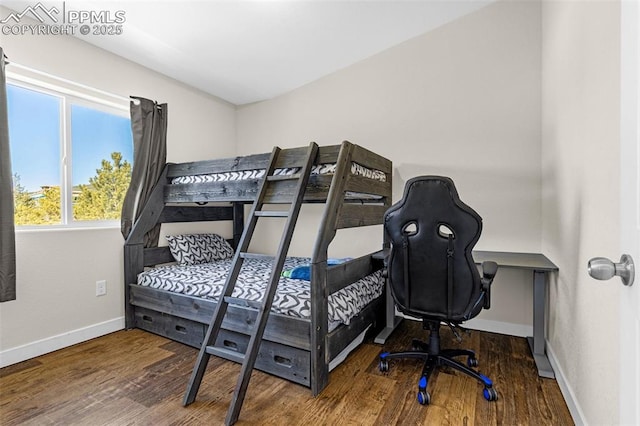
(183, 142), (319, 426)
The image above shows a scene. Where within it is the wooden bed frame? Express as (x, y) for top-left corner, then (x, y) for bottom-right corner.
(123, 141), (392, 395)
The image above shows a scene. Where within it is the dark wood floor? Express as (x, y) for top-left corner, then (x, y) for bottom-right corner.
(0, 320), (573, 425)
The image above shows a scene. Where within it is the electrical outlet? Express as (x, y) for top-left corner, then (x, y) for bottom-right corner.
(96, 280), (107, 296)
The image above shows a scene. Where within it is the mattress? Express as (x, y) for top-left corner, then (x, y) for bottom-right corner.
(137, 256), (384, 331)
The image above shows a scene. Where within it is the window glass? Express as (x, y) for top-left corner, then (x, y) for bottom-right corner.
(7, 84), (62, 225)
(7, 82), (132, 227)
(71, 104), (133, 221)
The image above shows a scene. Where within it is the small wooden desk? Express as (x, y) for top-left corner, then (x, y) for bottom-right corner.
(373, 250), (558, 379)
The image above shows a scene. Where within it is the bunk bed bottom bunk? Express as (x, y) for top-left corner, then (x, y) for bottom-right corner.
(129, 283), (385, 387)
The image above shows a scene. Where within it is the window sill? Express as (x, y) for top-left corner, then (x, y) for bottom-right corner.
(15, 222), (121, 233)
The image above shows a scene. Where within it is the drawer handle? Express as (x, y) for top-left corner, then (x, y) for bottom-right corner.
(175, 325), (187, 334)
(142, 315), (153, 323)
(223, 340), (239, 351)
(274, 355), (292, 368)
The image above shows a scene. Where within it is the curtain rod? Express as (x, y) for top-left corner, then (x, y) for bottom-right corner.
(6, 60), (131, 104)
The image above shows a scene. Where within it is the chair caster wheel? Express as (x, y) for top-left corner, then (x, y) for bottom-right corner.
(483, 387), (498, 401)
(417, 390), (431, 405)
(467, 357), (478, 368)
(379, 359), (389, 372)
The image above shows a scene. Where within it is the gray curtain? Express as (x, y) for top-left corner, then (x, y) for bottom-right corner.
(0, 48), (16, 302)
(121, 97), (167, 247)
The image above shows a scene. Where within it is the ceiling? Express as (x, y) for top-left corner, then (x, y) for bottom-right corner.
(4, 1), (494, 105)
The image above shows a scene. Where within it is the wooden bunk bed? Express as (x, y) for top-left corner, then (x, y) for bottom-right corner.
(123, 140), (392, 396)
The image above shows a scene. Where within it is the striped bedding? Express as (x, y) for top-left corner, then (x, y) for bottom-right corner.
(137, 256), (384, 331)
(170, 162), (386, 200)
(170, 162), (387, 184)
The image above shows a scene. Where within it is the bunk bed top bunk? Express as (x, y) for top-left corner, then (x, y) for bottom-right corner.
(123, 140), (392, 397)
(164, 142), (390, 204)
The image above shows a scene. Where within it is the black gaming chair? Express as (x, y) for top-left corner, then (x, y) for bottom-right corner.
(378, 176), (498, 405)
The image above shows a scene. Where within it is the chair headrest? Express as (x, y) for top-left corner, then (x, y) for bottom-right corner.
(385, 176), (481, 249)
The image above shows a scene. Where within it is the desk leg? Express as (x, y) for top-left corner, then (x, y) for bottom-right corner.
(374, 278), (403, 344)
(527, 270), (555, 378)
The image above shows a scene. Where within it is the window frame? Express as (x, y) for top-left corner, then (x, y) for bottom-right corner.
(7, 73), (132, 230)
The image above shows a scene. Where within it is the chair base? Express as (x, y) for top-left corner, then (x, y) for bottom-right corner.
(378, 320), (497, 405)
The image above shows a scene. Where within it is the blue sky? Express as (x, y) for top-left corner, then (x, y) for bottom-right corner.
(7, 84), (133, 192)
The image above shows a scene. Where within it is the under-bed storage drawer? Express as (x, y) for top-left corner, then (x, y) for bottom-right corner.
(134, 307), (311, 387)
(135, 307), (205, 347)
(214, 328), (311, 387)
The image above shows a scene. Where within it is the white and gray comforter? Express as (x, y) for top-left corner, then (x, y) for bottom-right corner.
(170, 162), (386, 184)
(137, 256), (384, 331)
(170, 162), (386, 200)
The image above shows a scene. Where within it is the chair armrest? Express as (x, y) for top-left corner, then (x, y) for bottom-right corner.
(480, 261), (498, 309)
(482, 261), (498, 280)
(378, 248), (391, 278)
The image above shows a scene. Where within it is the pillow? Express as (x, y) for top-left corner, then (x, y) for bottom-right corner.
(166, 233), (234, 265)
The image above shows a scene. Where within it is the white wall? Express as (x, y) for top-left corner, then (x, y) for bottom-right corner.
(237, 1), (542, 334)
(541, 1), (621, 424)
(0, 6), (237, 365)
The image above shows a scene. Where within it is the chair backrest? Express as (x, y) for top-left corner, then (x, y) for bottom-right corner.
(384, 176), (483, 322)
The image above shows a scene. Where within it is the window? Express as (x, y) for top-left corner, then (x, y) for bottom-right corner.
(7, 80), (133, 227)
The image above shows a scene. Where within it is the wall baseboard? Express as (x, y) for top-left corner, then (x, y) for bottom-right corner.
(463, 317), (533, 337)
(401, 314), (533, 338)
(546, 340), (585, 426)
(0, 317), (125, 368)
